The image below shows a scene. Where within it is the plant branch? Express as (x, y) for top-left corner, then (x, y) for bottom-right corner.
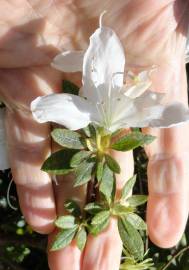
(161, 245), (189, 270)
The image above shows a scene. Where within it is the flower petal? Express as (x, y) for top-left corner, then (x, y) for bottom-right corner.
(51, 51), (84, 72)
(124, 82), (152, 99)
(83, 27), (125, 89)
(31, 94), (93, 130)
(0, 109), (10, 170)
(134, 90), (165, 107)
(148, 103), (189, 128)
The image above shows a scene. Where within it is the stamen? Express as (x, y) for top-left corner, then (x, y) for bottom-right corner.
(99, 10), (107, 28)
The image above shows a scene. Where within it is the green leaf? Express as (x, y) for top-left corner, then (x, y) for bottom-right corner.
(127, 195), (148, 207)
(96, 161), (104, 182)
(90, 212), (110, 236)
(55, 215), (76, 229)
(91, 210), (110, 225)
(51, 129), (86, 149)
(118, 217), (144, 261)
(84, 202), (104, 214)
(74, 158), (96, 187)
(112, 203), (134, 216)
(126, 213), (147, 230)
(41, 149), (76, 175)
(76, 227), (87, 251)
(100, 164), (116, 204)
(105, 154), (121, 174)
(51, 227), (78, 251)
(83, 124), (96, 138)
(90, 218), (110, 236)
(64, 200), (81, 217)
(111, 132), (155, 151)
(121, 175), (137, 201)
(70, 151), (91, 168)
(62, 80), (79, 95)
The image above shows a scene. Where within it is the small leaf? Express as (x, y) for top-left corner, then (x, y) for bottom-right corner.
(84, 202), (104, 214)
(105, 154), (121, 174)
(126, 213), (147, 230)
(51, 129), (86, 149)
(70, 151), (91, 168)
(91, 210), (110, 225)
(55, 215), (76, 229)
(127, 195), (148, 207)
(76, 227), (87, 251)
(42, 149), (76, 175)
(100, 164), (116, 204)
(90, 218), (110, 236)
(51, 227), (78, 251)
(118, 217), (144, 261)
(111, 132), (155, 151)
(64, 200), (81, 217)
(121, 175), (137, 201)
(62, 80), (79, 95)
(90, 212), (110, 236)
(112, 203), (134, 216)
(83, 124), (96, 138)
(74, 158), (96, 187)
(96, 161), (104, 182)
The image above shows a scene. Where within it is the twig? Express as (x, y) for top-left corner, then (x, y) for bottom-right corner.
(161, 245), (189, 270)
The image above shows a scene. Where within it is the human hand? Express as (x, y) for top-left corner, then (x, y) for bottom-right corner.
(0, 1), (188, 270)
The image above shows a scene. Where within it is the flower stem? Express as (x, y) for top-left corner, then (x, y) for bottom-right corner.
(161, 245), (189, 270)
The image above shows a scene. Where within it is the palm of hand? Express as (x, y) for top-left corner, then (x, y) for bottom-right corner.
(0, 1), (188, 270)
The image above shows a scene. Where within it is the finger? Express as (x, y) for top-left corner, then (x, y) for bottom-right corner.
(46, 73), (84, 270)
(0, 67), (61, 233)
(143, 60), (189, 248)
(82, 149), (134, 270)
(48, 174), (87, 270)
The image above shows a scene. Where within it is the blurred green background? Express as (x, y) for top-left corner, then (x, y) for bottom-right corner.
(0, 64), (189, 270)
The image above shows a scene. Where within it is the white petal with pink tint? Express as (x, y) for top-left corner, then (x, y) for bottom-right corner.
(31, 94), (92, 130)
(51, 51), (84, 72)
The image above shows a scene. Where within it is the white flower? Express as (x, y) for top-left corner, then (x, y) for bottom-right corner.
(0, 108), (10, 170)
(123, 70), (153, 99)
(31, 14), (189, 133)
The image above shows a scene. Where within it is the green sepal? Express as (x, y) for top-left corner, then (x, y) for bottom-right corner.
(100, 164), (116, 204)
(111, 132), (155, 152)
(74, 158), (96, 187)
(76, 227), (87, 251)
(55, 215), (76, 229)
(70, 151), (92, 168)
(127, 195), (148, 207)
(64, 200), (81, 218)
(118, 217), (144, 261)
(121, 175), (137, 201)
(41, 149), (77, 175)
(105, 154), (121, 174)
(51, 226), (78, 251)
(51, 129), (86, 149)
(62, 80), (79, 95)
